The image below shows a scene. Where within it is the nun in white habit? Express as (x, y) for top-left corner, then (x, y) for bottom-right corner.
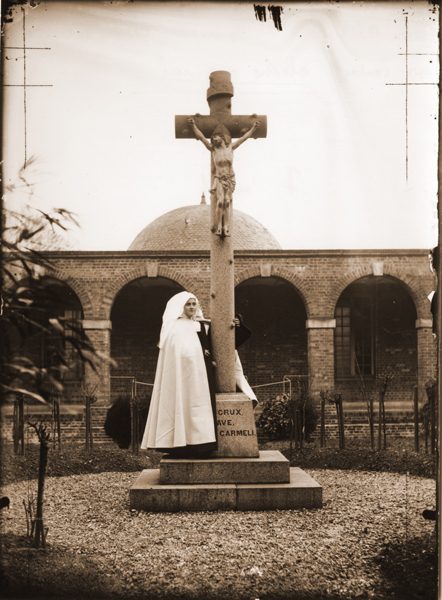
(141, 291), (217, 457)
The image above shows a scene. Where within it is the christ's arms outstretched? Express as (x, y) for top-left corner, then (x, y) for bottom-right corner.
(187, 117), (260, 237)
(187, 117), (212, 150)
(232, 120), (260, 149)
(187, 118), (260, 151)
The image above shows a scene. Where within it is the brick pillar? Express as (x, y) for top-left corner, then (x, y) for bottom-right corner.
(82, 319), (112, 406)
(415, 318), (437, 403)
(306, 318), (336, 400)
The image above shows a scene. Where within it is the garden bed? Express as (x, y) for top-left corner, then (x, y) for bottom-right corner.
(1, 437), (436, 486)
(0, 439), (437, 599)
(0, 468), (436, 600)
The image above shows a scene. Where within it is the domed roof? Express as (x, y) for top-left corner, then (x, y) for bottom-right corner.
(128, 200), (281, 251)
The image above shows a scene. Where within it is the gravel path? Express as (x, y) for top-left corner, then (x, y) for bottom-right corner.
(1, 469), (436, 600)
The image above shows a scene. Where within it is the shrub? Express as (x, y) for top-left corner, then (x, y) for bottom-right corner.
(104, 396), (150, 449)
(257, 393), (318, 441)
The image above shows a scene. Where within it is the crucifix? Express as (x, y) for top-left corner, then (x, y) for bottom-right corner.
(175, 71), (267, 393)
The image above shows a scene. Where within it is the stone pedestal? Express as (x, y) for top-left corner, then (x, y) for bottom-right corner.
(214, 393), (259, 458)
(129, 449), (322, 512)
(159, 450), (288, 484)
(129, 361), (322, 512)
(130, 459), (322, 512)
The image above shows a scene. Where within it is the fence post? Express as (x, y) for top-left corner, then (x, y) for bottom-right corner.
(378, 389), (382, 451)
(130, 378), (139, 455)
(430, 385), (436, 456)
(51, 392), (62, 451)
(382, 393), (387, 450)
(320, 393), (326, 448)
(13, 394), (25, 456)
(85, 395), (92, 452)
(368, 394), (374, 450)
(413, 386), (419, 452)
(337, 394), (345, 450)
(377, 387), (387, 451)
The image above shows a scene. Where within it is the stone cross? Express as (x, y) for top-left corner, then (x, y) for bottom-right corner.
(175, 71), (267, 392)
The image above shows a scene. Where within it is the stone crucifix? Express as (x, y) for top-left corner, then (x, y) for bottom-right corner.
(175, 71), (267, 392)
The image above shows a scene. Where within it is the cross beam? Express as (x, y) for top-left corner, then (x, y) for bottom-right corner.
(175, 71), (267, 140)
(175, 71), (267, 392)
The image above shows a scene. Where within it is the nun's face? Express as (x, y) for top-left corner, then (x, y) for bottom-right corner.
(183, 297), (198, 319)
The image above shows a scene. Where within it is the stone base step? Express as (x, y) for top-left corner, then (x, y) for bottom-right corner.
(159, 450), (289, 484)
(129, 467), (322, 512)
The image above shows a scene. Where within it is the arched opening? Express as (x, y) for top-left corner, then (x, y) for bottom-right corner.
(235, 276), (308, 401)
(13, 276), (85, 402)
(110, 277), (183, 400)
(334, 275), (417, 401)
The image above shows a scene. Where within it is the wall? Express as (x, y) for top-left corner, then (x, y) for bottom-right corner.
(15, 248), (436, 441)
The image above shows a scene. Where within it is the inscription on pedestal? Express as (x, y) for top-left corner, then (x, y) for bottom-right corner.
(217, 407), (255, 438)
(214, 393), (259, 458)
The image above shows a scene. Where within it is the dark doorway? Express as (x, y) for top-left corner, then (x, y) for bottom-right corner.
(235, 276), (307, 402)
(110, 277), (183, 400)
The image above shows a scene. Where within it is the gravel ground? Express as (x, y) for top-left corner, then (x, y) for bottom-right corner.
(0, 469), (436, 600)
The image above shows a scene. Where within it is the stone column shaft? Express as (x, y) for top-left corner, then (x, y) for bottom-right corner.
(82, 320), (112, 405)
(415, 319), (437, 403)
(210, 205), (236, 392)
(306, 318), (336, 399)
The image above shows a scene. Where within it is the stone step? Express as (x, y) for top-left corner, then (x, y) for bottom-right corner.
(129, 467), (322, 512)
(159, 450), (289, 484)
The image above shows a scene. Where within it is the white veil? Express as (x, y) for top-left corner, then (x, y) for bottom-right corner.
(158, 291), (203, 349)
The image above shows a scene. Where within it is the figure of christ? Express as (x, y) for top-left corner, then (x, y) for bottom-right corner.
(188, 118), (260, 237)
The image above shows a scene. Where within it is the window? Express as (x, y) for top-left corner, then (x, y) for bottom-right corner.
(335, 295), (374, 378)
(335, 306), (351, 378)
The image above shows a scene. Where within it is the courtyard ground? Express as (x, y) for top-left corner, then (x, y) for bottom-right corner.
(0, 439), (437, 600)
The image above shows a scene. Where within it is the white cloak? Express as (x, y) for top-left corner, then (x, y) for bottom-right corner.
(141, 317), (216, 450)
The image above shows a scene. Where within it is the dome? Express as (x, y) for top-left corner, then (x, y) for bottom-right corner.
(128, 200), (281, 251)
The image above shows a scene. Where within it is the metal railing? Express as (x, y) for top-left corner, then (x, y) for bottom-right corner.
(252, 375), (310, 458)
(109, 374), (309, 454)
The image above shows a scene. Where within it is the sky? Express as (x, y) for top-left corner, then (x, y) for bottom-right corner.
(3, 1), (439, 251)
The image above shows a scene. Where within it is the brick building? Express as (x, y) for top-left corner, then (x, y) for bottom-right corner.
(11, 198), (437, 441)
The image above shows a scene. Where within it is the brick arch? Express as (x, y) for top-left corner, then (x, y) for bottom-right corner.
(328, 266), (430, 320)
(28, 270), (92, 317)
(101, 266), (194, 320)
(234, 265), (311, 317)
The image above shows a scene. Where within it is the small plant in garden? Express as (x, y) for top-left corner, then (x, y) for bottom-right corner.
(27, 421), (50, 548)
(23, 490), (36, 539)
(82, 384), (98, 453)
(321, 389), (345, 450)
(257, 394), (290, 439)
(257, 391), (317, 442)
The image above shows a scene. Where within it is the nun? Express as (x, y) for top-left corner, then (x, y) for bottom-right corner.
(141, 291), (217, 457)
